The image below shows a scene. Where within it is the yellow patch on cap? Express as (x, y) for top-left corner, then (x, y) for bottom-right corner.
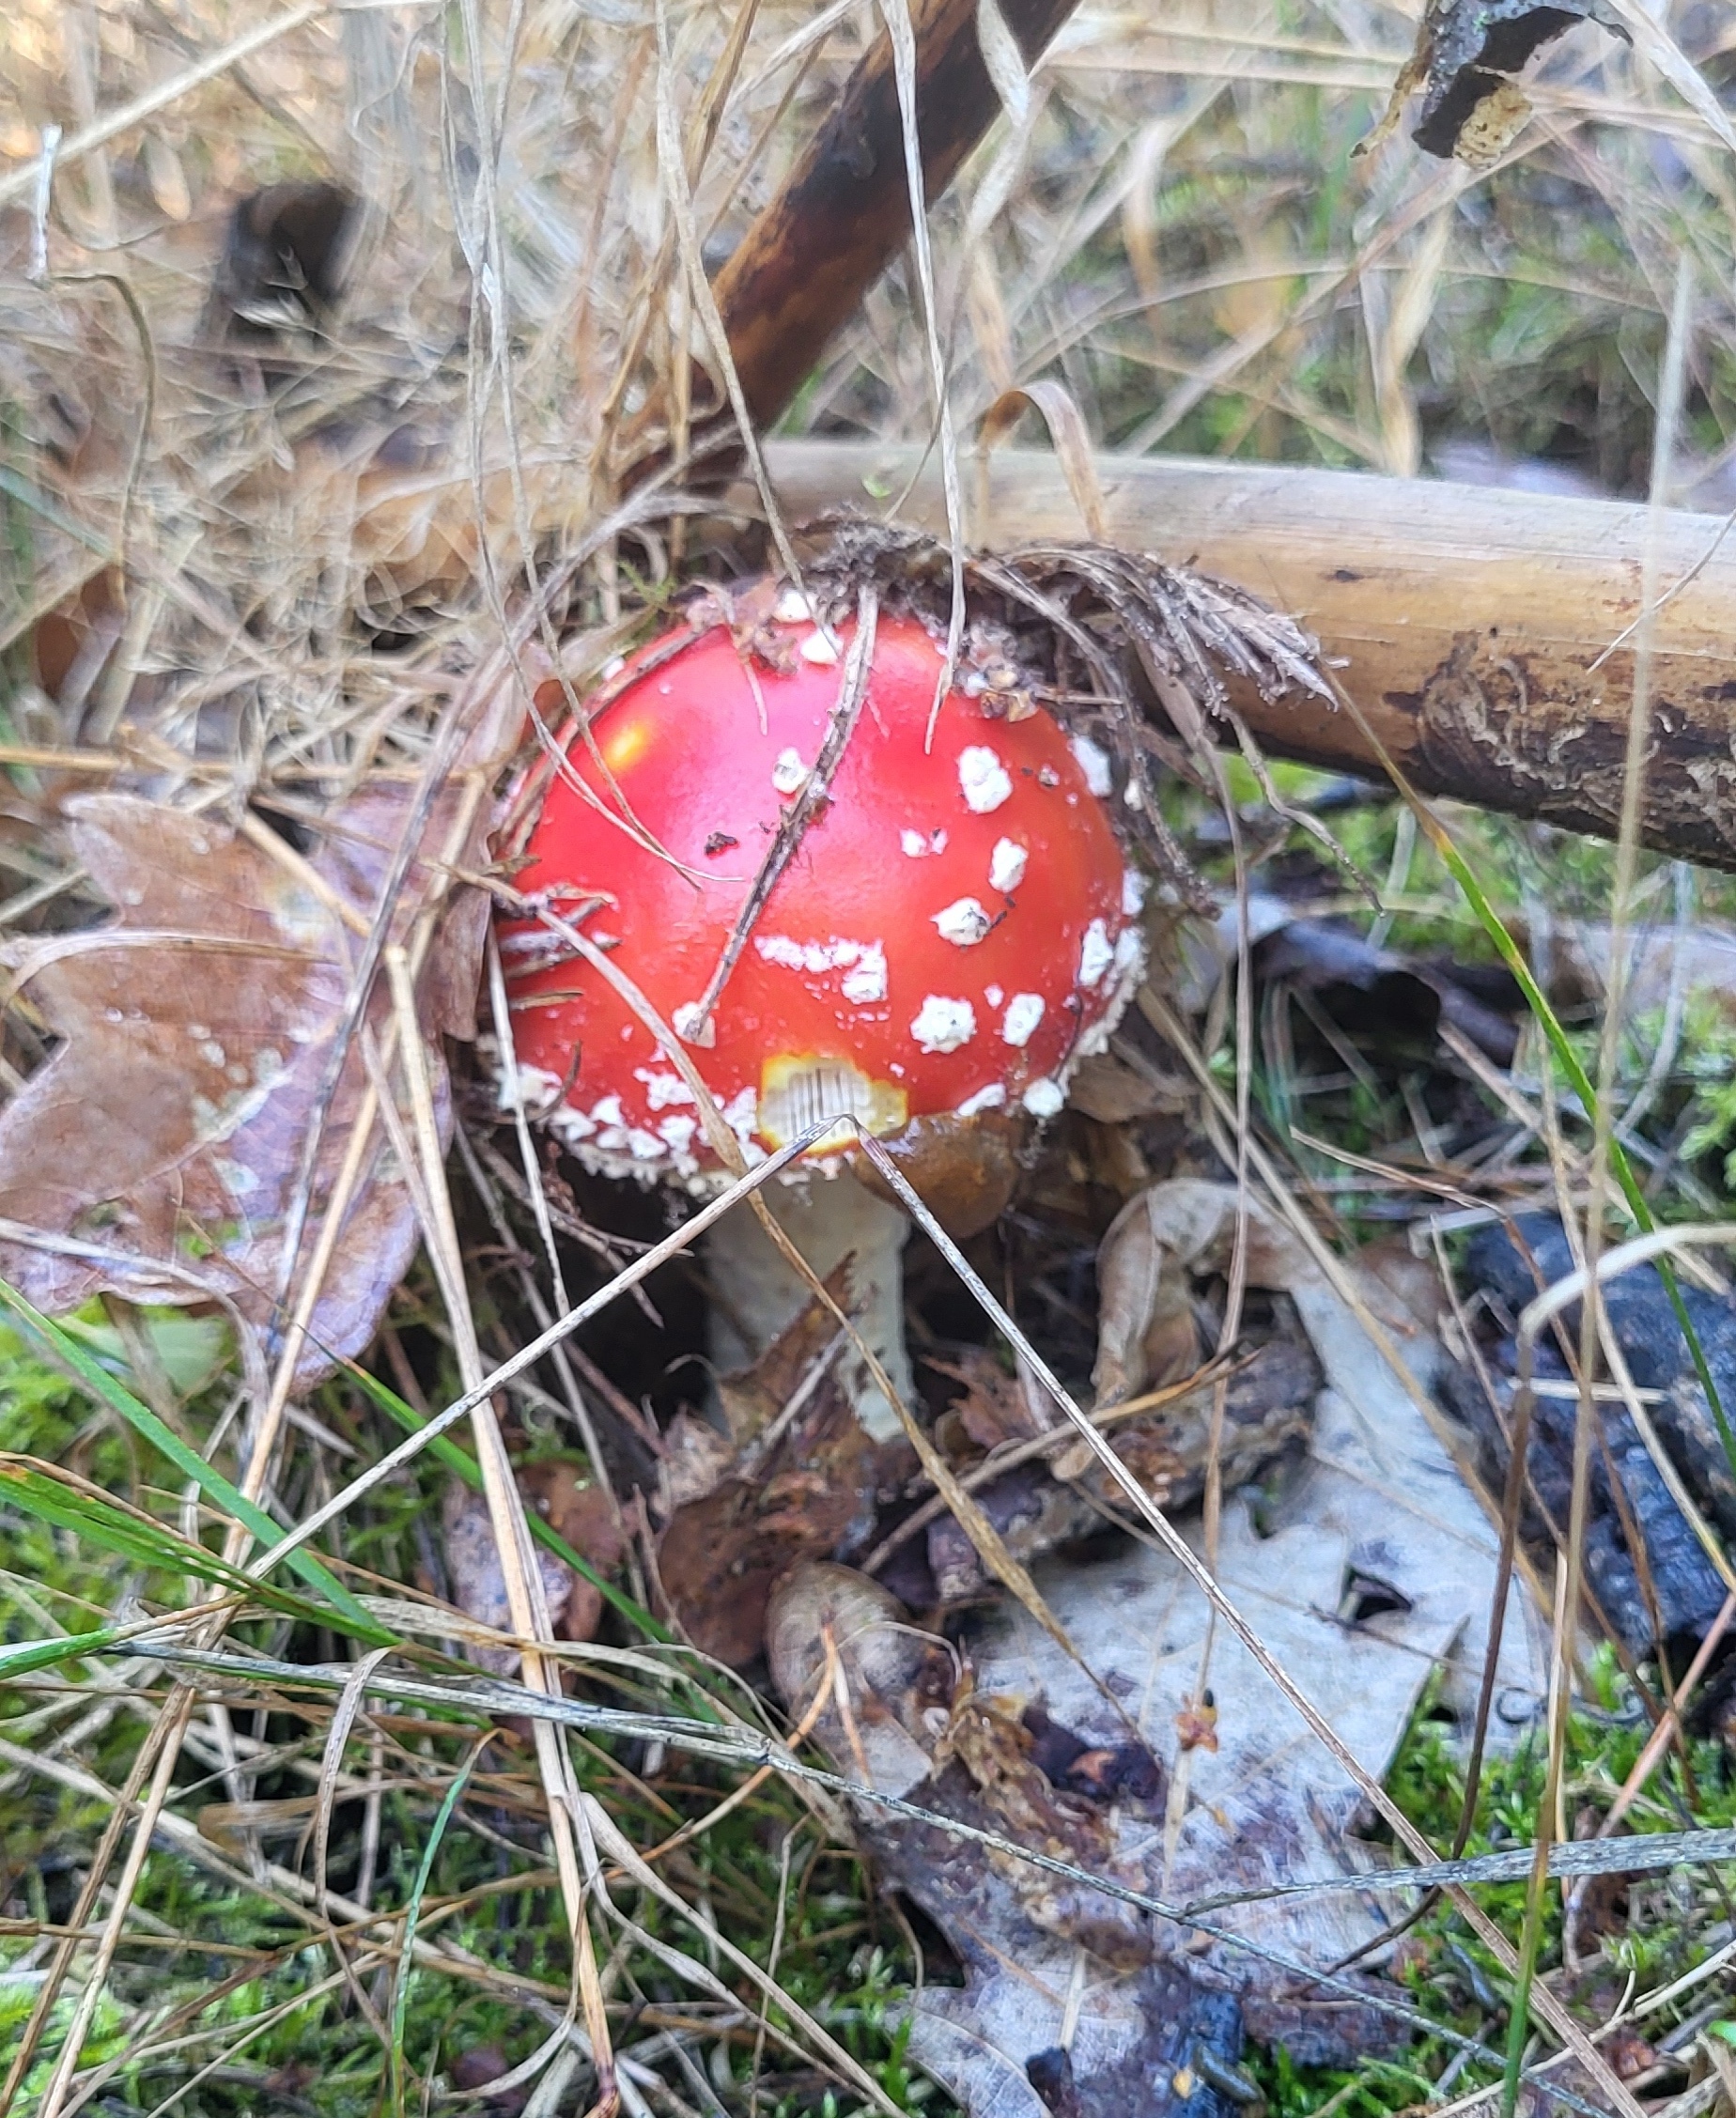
(757, 1055), (908, 1152)
(599, 716), (652, 774)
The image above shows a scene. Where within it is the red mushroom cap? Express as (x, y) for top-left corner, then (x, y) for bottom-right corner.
(498, 593), (1144, 1184)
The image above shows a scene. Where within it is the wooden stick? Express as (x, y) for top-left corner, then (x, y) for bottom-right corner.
(710, 0), (1083, 431)
(761, 438), (1736, 871)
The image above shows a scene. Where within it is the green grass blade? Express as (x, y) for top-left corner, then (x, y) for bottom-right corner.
(0, 1624), (129, 1681)
(1426, 832), (1734, 1472)
(0, 1459), (392, 1646)
(1502, 1842), (1550, 2117)
(389, 1746), (481, 2118)
(0, 1279), (382, 1635)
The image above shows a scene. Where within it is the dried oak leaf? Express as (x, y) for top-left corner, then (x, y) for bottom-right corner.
(907, 1307), (1317, 1609)
(768, 1183), (1552, 2116)
(519, 1459), (629, 1643)
(769, 1565), (1245, 2118)
(656, 1265), (889, 1666)
(658, 1386), (882, 1667)
(0, 724), (509, 1382)
(929, 1348), (1047, 1456)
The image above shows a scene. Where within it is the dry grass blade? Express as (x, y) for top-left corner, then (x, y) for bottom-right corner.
(311, 1645), (395, 2033)
(582, 1796), (905, 2118)
(0, 1), (329, 207)
(981, 379), (1108, 538)
(1600, 0), (1736, 150)
(876, 0), (968, 727)
(33, 1690), (197, 2118)
(684, 585), (879, 1038)
(379, 939), (595, 2047)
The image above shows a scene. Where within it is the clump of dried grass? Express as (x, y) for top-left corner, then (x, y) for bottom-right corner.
(5, 1), (1731, 790)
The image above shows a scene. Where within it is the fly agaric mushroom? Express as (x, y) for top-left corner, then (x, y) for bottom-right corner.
(498, 584), (1145, 1436)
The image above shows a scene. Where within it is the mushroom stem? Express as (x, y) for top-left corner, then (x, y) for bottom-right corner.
(705, 1169), (912, 1442)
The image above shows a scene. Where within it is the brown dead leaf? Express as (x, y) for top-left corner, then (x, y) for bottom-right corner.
(1604, 2026), (1659, 2082)
(768, 1564), (1249, 2115)
(921, 1460), (1109, 1606)
(0, 697), (514, 1381)
(518, 1460), (629, 1643)
(442, 1479), (576, 1675)
(656, 1272), (889, 1665)
(1065, 1050), (1185, 1125)
(929, 1349), (1046, 1455)
(715, 1260), (854, 1449)
(1093, 1180), (1320, 1409)
(658, 1412), (739, 1515)
(918, 1338), (1317, 1607)
(658, 1386), (881, 1667)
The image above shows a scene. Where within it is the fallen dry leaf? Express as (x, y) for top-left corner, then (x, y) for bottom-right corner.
(657, 1388), (885, 1667)
(929, 1349), (1048, 1456)
(655, 1266), (891, 1666)
(518, 1459), (630, 1643)
(770, 1564), (1258, 2118)
(442, 1479), (576, 1676)
(769, 1182), (1549, 2116)
(0, 705), (512, 1381)
(1093, 1177), (1324, 1408)
(657, 1412), (741, 1517)
(901, 1339), (1318, 1609)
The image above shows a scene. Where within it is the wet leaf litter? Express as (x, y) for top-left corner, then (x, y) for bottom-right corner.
(766, 1183), (1548, 2118)
(0, 691), (512, 1384)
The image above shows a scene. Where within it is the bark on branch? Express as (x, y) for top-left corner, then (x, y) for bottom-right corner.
(762, 439), (1736, 871)
(711, 0), (1083, 432)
